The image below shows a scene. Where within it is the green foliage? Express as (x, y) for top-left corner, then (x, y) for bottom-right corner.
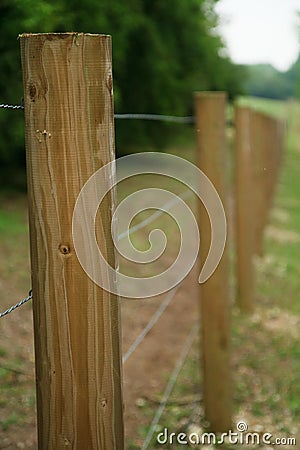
(0, 0), (63, 185)
(244, 55), (300, 100)
(0, 0), (243, 186)
(285, 53), (300, 98)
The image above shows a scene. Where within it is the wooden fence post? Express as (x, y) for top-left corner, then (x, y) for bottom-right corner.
(262, 115), (273, 230)
(267, 117), (285, 214)
(251, 112), (265, 256)
(20, 33), (124, 449)
(234, 106), (254, 313)
(194, 92), (232, 431)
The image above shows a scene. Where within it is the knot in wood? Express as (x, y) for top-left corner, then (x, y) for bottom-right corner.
(59, 244), (71, 255)
(101, 399), (107, 408)
(28, 83), (37, 101)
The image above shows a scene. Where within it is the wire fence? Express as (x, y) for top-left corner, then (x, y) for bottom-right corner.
(0, 62), (287, 446)
(0, 290), (32, 318)
(118, 189), (192, 241)
(141, 323), (199, 450)
(0, 102), (195, 123)
(0, 103), (24, 110)
(122, 286), (179, 364)
(114, 113), (194, 123)
(0, 98), (199, 448)
(0, 101), (194, 317)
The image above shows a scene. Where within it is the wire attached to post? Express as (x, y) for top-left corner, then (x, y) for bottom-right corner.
(0, 290), (32, 318)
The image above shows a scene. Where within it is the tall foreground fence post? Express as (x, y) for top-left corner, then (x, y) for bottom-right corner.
(20, 33), (124, 449)
(234, 106), (254, 313)
(194, 92), (232, 431)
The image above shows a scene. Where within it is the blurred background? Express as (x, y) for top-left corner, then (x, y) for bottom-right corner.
(0, 1), (300, 449)
(1, 0), (298, 190)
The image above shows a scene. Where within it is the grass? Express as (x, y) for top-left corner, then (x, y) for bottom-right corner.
(0, 190), (34, 446)
(0, 194), (28, 237)
(0, 192), (30, 294)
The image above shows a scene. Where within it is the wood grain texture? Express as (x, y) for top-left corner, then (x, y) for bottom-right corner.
(234, 106), (254, 313)
(195, 92), (232, 432)
(20, 33), (124, 450)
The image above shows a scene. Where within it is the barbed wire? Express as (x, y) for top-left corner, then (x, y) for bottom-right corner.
(0, 291), (32, 318)
(0, 103), (24, 110)
(0, 104), (194, 123)
(0, 104), (235, 134)
(141, 323), (199, 450)
(122, 286), (179, 364)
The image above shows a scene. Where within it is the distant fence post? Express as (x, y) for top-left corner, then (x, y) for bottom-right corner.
(234, 106), (254, 313)
(20, 33), (124, 449)
(251, 112), (266, 256)
(265, 116), (285, 221)
(194, 92), (232, 431)
(260, 114), (273, 237)
(251, 112), (285, 256)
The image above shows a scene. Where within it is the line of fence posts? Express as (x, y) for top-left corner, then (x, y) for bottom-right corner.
(194, 98), (285, 432)
(235, 105), (285, 313)
(18, 33), (286, 449)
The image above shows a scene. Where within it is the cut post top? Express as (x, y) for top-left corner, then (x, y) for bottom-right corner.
(19, 32), (111, 39)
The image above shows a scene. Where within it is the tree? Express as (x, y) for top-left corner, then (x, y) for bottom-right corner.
(58, 0), (243, 150)
(0, 0), (63, 187)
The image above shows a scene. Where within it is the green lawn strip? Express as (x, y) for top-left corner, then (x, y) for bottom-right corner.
(0, 209), (27, 237)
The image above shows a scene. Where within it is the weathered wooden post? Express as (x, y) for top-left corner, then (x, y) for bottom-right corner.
(251, 111), (265, 256)
(262, 115), (273, 228)
(268, 117), (285, 213)
(194, 92), (232, 431)
(234, 106), (254, 313)
(275, 118), (285, 186)
(20, 33), (124, 449)
(268, 117), (277, 208)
